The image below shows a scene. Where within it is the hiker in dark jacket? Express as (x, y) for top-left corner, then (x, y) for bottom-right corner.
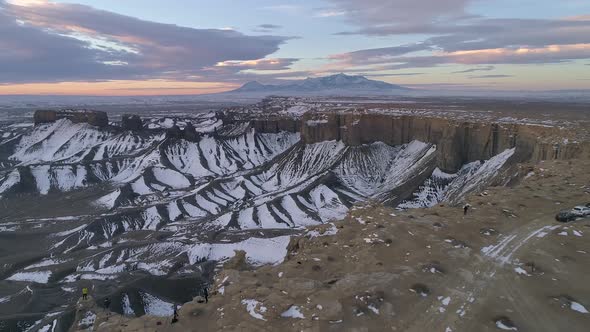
(463, 204), (471, 215)
(203, 286), (209, 303)
(104, 297), (112, 320)
(172, 304), (179, 324)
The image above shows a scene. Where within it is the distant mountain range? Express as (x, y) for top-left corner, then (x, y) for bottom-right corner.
(229, 73), (410, 96)
(1, 74), (589, 108)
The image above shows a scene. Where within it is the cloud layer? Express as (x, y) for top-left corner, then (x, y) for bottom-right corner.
(325, 0), (590, 73)
(0, 0), (293, 84)
(0, 0), (588, 91)
(327, 0), (470, 28)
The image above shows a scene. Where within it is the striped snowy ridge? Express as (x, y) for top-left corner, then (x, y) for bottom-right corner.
(0, 121), (300, 197)
(94, 129), (301, 207)
(163, 129), (299, 179)
(115, 142), (511, 235)
(14, 140), (445, 281)
(10, 119), (164, 164)
(0, 119), (165, 195)
(79, 141), (440, 240)
(3, 140), (515, 253)
(399, 148), (516, 209)
(0, 158), (141, 196)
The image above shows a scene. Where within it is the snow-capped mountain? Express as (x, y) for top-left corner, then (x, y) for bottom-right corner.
(230, 73), (410, 96)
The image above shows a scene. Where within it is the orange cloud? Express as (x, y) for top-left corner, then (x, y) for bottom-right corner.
(214, 58), (298, 71)
(443, 43), (590, 64)
(324, 43), (590, 73)
(7, 0), (48, 6)
(0, 80), (238, 96)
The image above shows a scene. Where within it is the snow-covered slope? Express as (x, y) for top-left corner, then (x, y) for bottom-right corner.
(399, 148), (516, 209)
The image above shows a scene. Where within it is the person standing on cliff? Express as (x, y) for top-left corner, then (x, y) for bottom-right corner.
(172, 304), (179, 324)
(463, 204), (471, 215)
(103, 297), (112, 320)
(82, 287), (89, 300)
(202, 285), (209, 303)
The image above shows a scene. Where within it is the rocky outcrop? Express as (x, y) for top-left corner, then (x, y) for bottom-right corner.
(83, 111), (109, 127)
(166, 125), (183, 139)
(250, 118), (301, 134)
(183, 122), (200, 141)
(165, 123), (201, 141)
(301, 112), (590, 172)
(33, 110), (58, 124)
(121, 114), (143, 131)
(34, 110), (109, 127)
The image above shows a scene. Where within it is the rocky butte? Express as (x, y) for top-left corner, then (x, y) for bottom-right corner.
(34, 109), (109, 127)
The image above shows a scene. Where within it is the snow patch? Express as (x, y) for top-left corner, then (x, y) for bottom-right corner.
(570, 301), (589, 314)
(152, 167), (190, 189)
(7, 271), (52, 283)
(281, 305), (305, 319)
(307, 223), (338, 238)
(141, 292), (174, 316)
(242, 299), (267, 321)
(186, 236), (291, 266)
(78, 311), (96, 327)
(95, 190), (120, 209)
(122, 294), (135, 316)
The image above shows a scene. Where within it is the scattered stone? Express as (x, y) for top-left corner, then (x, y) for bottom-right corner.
(409, 283), (430, 297)
(494, 316), (518, 330)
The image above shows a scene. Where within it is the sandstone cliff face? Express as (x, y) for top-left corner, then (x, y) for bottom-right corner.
(82, 111), (109, 127)
(165, 123), (201, 141)
(300, 112), (589, 172)
(33, 110), (58, 125)
(251, 118), (301, 134)
(34, 110), (109, 127)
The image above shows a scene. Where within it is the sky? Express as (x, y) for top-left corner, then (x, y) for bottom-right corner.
(0, 0), (589, 95)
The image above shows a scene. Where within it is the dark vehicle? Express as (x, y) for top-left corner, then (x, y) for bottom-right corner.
(556, 210), (578, 222)
(556, 205), (590, 223)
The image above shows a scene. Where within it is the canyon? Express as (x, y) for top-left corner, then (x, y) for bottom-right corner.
(0, 97), (588, 332)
